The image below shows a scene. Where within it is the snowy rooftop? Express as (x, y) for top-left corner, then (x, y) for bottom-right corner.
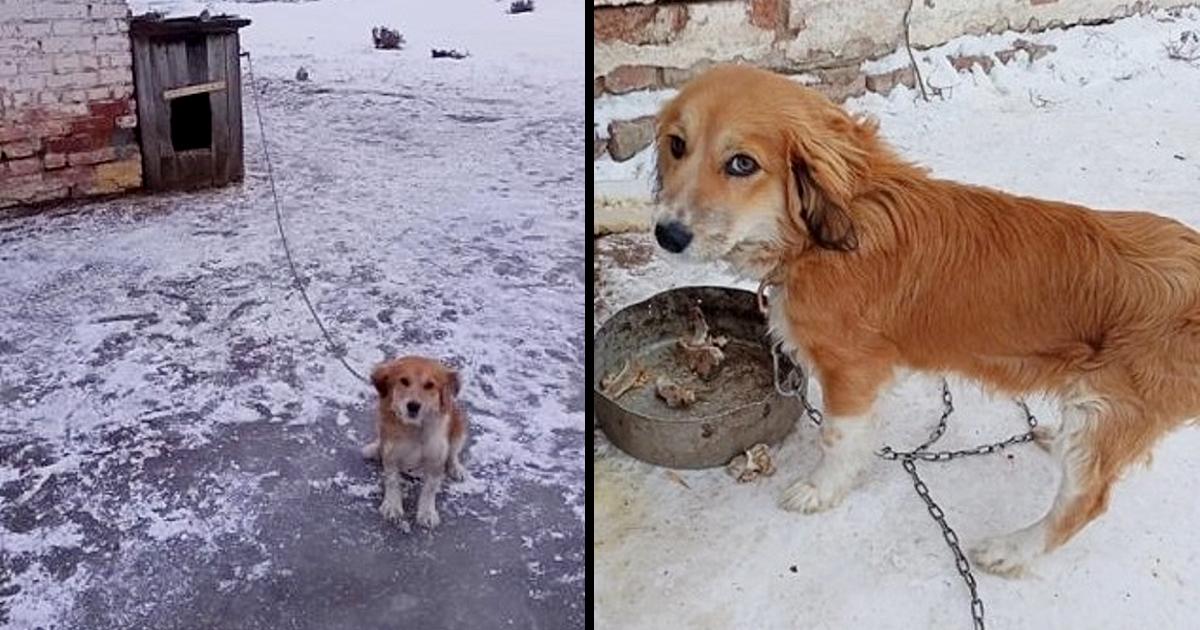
(595, 8), (1200, 629)
(1, 0), (583, 627)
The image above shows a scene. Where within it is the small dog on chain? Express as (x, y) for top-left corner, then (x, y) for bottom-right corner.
(363, 355), (468, 532)
(652, 64), (1200, 576)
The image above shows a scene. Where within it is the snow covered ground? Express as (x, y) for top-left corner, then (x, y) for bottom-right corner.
(595, 9), (1200, 630)
(1, 0), (583, 628)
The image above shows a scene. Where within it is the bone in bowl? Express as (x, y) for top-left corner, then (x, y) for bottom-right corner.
(594, 286), (801, 469)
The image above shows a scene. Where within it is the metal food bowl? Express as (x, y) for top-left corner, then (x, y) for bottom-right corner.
(594, 286), (801, 469)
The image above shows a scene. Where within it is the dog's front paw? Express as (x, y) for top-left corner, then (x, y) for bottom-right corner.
(362, 440), (380, 460)
(779, 478), (847, 514)
(446, 460), (466, 482)
(415, 507), (441, 529)
(969, 530), (1043, 578)
(379, 499), (410, 532)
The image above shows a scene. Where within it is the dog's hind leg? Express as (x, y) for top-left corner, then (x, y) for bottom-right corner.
(446, 415), (467, 481)
(361, 439), (380, 460)
(971, 392), (1161, 577)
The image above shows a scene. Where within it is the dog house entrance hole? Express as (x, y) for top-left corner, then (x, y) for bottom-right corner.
(170, 93), (212, 151)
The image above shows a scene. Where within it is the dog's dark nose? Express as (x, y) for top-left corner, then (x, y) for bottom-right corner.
(654, 221), (693, 253)
(406, 401), (421, 417)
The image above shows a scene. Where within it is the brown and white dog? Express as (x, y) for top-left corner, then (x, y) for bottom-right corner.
(363, 355), (467, 532)
(652, 64), (1200, 576)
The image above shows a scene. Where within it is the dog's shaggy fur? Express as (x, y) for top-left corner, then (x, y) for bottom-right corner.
(652, 64), (1200, 576)
(363, 356), (467, 532)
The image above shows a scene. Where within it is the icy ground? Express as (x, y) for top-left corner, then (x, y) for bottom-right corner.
(595, 9), (1200, 630)
(1, 0), (584, 628)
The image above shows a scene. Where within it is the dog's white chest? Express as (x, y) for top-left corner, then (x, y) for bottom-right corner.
(386, 440), (425, 472)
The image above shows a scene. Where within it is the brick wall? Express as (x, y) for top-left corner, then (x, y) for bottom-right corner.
(0, 0), (142, 209)
(593, 0), (1182, 164)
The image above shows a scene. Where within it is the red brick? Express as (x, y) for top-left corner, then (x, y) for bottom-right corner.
(45, 132), (105, 154)
(43, 153), (68, 170)
(32, 120), (72, 138)
(5, 157), (43, 176)
(68, 147), (118, 166)
(48, 166), (96, 187)
(594, 5), (687, 46)
(69, 115), (116, 136)
(604, 65), (660, 95)
(1, 139), (41, 159)
(948, 54), (996, 73)
(87, 99), (130, 119)
(748, 0), (784, 31)
(607, 116), (656, 162)
(0, 126), (31, 144)
(0, 175), (68, 206)
(865, 66), (916, 95)
(661, 61), (715, 88)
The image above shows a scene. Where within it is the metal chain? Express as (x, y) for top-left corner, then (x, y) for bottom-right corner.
(769, 341), (1040, 630)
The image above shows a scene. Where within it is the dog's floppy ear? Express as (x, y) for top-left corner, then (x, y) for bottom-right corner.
(440, 369), (461, 411)
(784, 111), (871, 252)
(790, 162), (858, 251)
(370, 364), (390, 397)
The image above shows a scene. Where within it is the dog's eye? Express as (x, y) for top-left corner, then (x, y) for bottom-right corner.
(725, 154), (759, 177)
(668, 135), (685, 159)
(423, 381), (434, 390)
(399, 377), (410, 387)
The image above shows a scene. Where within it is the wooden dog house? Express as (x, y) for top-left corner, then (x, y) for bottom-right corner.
(130, 15), (251, 191)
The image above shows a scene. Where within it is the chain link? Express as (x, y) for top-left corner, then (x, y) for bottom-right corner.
(769, 341), (1041, 630)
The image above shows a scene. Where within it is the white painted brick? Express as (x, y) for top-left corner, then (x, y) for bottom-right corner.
(51, 19), (84, 35)
(0, 59), (16, 78)
(38, 90), (62, 105)
(89, 3), (130, 20)
(86, 86), (112, 100)
(82, 18), (121, 36)
(101, 51), (131, 68)
(9, 74), (45, 91)
(42, 35), (96, 54)
(95, 35), (129, 53)
(18, 57), (53, 74)
(16, 21), (52, 38)
(45, 70), (98, 89)
(110, 83), (133, 99)
(80, 55), (103, 71)
(53, 53), (83, 73)
(30, 3), (90, 20)
(10, 90), (34, 108)
(97, 67), (129, 85)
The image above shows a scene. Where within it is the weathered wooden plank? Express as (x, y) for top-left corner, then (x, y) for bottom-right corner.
(225, 33), (245, 183)
(162, 81), (226, 101)
(131, 37), (161, 188)
(185, 34), (208, 85)
(151, 41), (176, 188)
(206, 35), (230, 185)
(175, 149), (215, 190)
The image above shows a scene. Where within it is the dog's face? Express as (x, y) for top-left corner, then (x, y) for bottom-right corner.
(371, 356), (460, 427)
(653, 64), (868, 275)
